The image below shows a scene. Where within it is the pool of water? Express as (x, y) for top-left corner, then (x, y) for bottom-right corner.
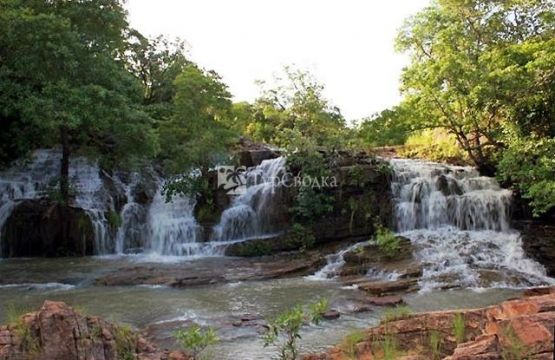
(0, 256), (523, 359)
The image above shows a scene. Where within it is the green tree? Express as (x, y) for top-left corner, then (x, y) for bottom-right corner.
(0, 0), (157, 201)
(396, 0), (555, 174)
(247, 66), (348, 148)
(161, 63), (235, 198)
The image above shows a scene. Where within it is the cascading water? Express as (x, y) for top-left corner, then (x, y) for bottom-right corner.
(145, 187), (204, 257)
(0, 150), (115, 255)
(212, 157), (286, 242)
(390, 158), (552, 290)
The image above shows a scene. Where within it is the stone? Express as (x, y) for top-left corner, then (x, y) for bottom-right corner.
(322, 310), (340, 320)
(357, 279), (419, 295)
(365, 295), (404, 306)
(0, 300), (188, 360)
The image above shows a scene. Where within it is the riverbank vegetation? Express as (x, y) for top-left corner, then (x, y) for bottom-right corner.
(1, 0), (553, 217)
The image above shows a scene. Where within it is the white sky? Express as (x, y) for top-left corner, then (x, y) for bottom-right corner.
(125, 0), (430, 121)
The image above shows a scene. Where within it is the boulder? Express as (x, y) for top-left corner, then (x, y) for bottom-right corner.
(0, 300), (189, 360)
(1, 199), (96, 257)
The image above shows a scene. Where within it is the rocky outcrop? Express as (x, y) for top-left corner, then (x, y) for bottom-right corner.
(1, 199), (95, 257)
(0, 300), (188, 360)
(516, 220), (555, 277)
(305, 287), (555, 360)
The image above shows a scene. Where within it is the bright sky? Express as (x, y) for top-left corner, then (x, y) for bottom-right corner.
(125, 0), (430, 122)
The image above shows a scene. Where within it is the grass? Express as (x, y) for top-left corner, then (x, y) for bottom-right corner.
(429, 330), (442, 360)
(5, 304), (40, 355)
(452, 313), (465, 344)
(380, 334), (400, 360)
(113, 324), (137, 360)
(380, 305), (412, 324)
(500, 324), (530, 360)
(339, 330), (365, 359)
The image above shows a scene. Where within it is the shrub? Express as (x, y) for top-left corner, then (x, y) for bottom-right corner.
(262, 299), (328, 360)
(452, 313), (465, 344)
(374, 226), (400, 259)
(286, 223), (316, 251)
(174, 324), (218, 360)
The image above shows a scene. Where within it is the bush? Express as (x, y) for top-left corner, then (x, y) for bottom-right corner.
(374, 226), (400, 259)
(286, 223), (316, 250)
(174, 324), (218, 359)
(498, 137), (555, 216)
(262, 299), (328, 360)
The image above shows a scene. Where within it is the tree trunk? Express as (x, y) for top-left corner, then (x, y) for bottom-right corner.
(60, 126), (70, 204)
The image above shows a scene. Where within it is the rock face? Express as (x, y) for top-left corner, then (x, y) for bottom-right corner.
(305, 288), (555, 360)
(516, 220), (555, 277)
(1, 199), (95, 257)
(0, 300), (188, 360)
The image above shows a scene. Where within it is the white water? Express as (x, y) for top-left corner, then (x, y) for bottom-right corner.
(390, 158), (552, 290)
(310, 158), (552, 289)
(0, 150), (115, 255)
(212, 157), (286, 242)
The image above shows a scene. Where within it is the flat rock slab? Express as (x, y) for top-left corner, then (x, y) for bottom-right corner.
(365, 295), (404, 306)
(94, 254), (324, 287)
(357, 279), (419, 295)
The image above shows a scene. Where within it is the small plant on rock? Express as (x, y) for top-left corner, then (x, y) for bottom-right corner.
(452, 313), (465, 344)
(374, 225), (400, 259)
(380, 305), (412, 324)
(500, 324), (530, 360)
(429, 330), (442, 360)
(174, 324), (218, 360)
(339, 330), (365, 359)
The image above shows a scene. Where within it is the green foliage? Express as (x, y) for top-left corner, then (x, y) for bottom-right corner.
(247, 66), (348, 148)
(381, 305), (412, 324)
(174, 324), (218, 360)
(429, 330), (442, 360)
(263, 299), (328, 360)
(285, 223), (316, 251)
(338, 330), (365, 359)
(358, 105), (413, 147)
(107, 211), (122, 229)
(398, 129), (469, 165)
(377, 334), (400, 360)
(452, 313), (466, 344)
(6, 304), (40, 355)
(498, 137), (555, 216)
(113, 324), (137, 360)
(0, 0), (157, 201)
(374, 226), (400, 259)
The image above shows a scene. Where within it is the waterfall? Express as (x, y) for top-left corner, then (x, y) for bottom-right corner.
(212, 157), (286, 242)
(390, 158), (552, 290)
(145, 188), (205, 257)
(0, 150), (115, 255)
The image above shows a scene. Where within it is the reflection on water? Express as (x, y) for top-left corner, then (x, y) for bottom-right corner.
(0, 257), (523, 360)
